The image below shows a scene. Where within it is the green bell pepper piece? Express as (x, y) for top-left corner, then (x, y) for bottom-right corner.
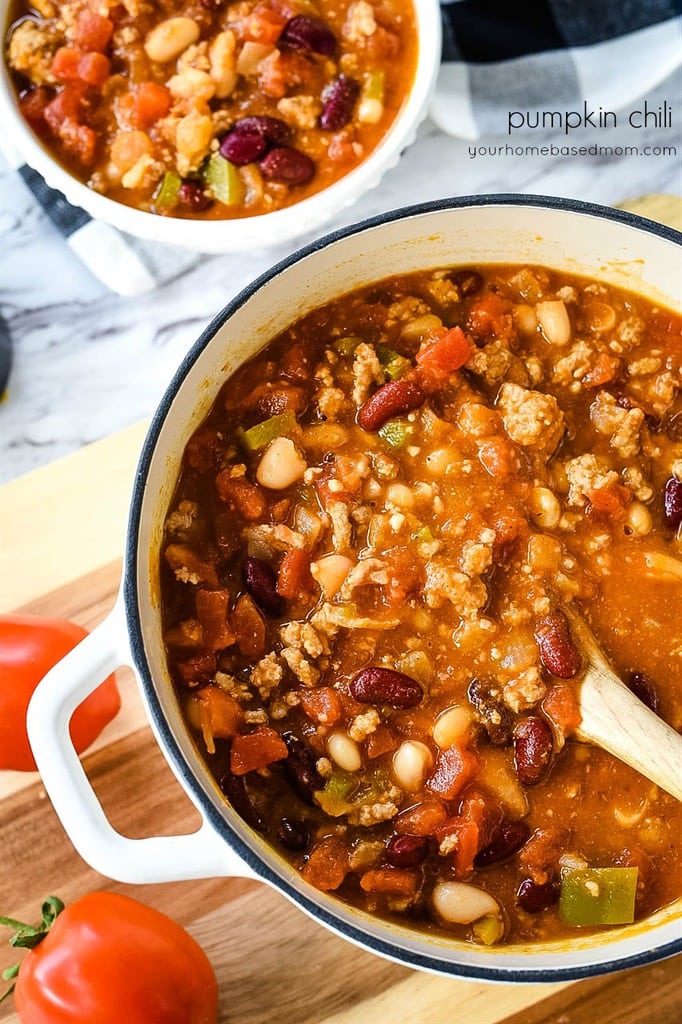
(378, 418), (414, 448)
(377, 346), (411, 380)
(205, 154), (245, 206)
(155, 170), (181, 212)
(332, 335), (362, 357)
(239, 411), (297, 452)
(559, 867), (638, 926)
(364, 70), (385, 102)
(315, 770), (358, 817)
(472, 914), (504, 946)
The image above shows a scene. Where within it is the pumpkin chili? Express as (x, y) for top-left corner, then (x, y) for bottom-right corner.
(159, 263), (682, 945)
(5, 0), (417, 218)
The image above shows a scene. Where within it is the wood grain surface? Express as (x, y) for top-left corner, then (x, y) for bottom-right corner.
(1, 194), (681, 1022)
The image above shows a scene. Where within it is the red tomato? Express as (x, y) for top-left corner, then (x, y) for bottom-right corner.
(0, 615), (120, 771)
(8, 893), (217, 1024)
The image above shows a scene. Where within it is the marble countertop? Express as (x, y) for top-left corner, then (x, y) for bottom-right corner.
(1, 70), (680, 485)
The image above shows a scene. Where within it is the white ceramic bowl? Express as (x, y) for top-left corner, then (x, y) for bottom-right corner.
(0, 0), (441, 253)
(28, 196), (682, 982)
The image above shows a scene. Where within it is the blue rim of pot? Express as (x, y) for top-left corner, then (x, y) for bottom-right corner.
(124, 193), (682, 983)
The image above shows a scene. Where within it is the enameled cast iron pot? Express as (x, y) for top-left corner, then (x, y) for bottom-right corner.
(28, 196), (682, 982)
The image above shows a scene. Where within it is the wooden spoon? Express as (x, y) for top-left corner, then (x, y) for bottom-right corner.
(565, 608), (682, 802)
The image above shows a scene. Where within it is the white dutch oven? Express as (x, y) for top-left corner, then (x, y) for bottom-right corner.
(0, 0), (441, 253)
(28, 196), (682, 981)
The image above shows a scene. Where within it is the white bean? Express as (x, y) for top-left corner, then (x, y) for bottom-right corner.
(310, 554), (353, 598)
(432, 706), (472, 750)
(626, 501), (652, 536)
(327, 732), (362, 772)
(392, 740), (432, 792)
(144, 17), (200, 63)
(256, 436), (307, 490)
(432, 881), (501, 924)
(536, 300), (571, 346)
(528, 486), (561, 529)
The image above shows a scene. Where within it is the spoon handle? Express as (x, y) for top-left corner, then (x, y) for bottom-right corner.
(576, 661), (682, 802)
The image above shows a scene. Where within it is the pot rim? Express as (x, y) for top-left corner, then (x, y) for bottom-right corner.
(124, 193), (682, 982)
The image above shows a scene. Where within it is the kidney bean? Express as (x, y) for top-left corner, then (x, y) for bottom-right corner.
(350, 667), (423, 709)
(259, 147), (315, 185)
(220, 127), (268, 165)
(467, 677), (512, 746)
(280, 14), (336, 56)
(516, 877), (559, 914)
(513, 716), (553, 786)
(283, 731), (325, 804)
(385, 834), (429, 868)
(244, 556), (283, 616)
(627, 672), (660, 715)
(219, 772), (266, 833)
(452, 269), (483, 297)
(475, 821), (531, 867)
(357, 376), (426, 431)
(277, 817), (310, 851)
(319, 74), (360, 131)
(534, 610), (581, 679)
(220, 116), (291, 165)
(663, 476), (682, 531)
(177, 181), (213, 212)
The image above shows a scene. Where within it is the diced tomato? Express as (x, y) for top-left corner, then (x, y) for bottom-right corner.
(416, 327), (473, 389)
(195, 589), (235, 651)
(586, 483), (630, 518)
(230, 726), (289, 775)
(519, 827), (569, 885)
(43, 84), (87, 132)
(175, 652), (217, 685)
(467, 292), (513, 342)
(193, 687), (243, 745)
(395, 799), (447, 836)
(277, 548), (313, 599)
(434, 790), (492, 878)
(490, 507), (528, 561)
(279, 343), (312, 382)
(435, 817), (480, 878)
(19, 86), (52, 123)
(478, 436), (517, 480)
(360, 868), (420, 895)
(231, 594), (266, 659)
(77, 51), (111, 87)
(301, 836), (350, 891)
(582, 352), (620, 388)
(542, 682), (582, 736)
(426, 745), (481, 802)
(164, 543), (220, 588)
(73, 10), (114, 52)
(58, 119), (97, 164)
(215, 472), (268, 521)
(52, 47), (84, 82)
(382, 546), (424, 606)
(243, 5), (287, 44)
(365, 725), (399, 760)
(300, 687), (341, 726)
(127, 82), (173, 129)
(186, 426), (223, 473)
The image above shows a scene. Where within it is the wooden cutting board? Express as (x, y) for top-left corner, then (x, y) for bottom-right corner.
(1, 196), (681, 1023)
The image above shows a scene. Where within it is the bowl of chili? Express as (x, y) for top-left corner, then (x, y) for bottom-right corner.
(1, 0), (440, 252)
(27, 195), (682, 981)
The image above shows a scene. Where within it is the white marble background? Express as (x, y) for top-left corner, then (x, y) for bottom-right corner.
(1, 71), (680, 484)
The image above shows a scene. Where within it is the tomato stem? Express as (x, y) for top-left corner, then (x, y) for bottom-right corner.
(0, 896), (65, 1005)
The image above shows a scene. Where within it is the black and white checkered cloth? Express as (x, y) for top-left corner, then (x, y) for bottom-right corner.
(435, 0), (682, 137)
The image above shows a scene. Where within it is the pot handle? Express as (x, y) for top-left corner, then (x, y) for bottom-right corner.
(27, 605), (257, 885)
